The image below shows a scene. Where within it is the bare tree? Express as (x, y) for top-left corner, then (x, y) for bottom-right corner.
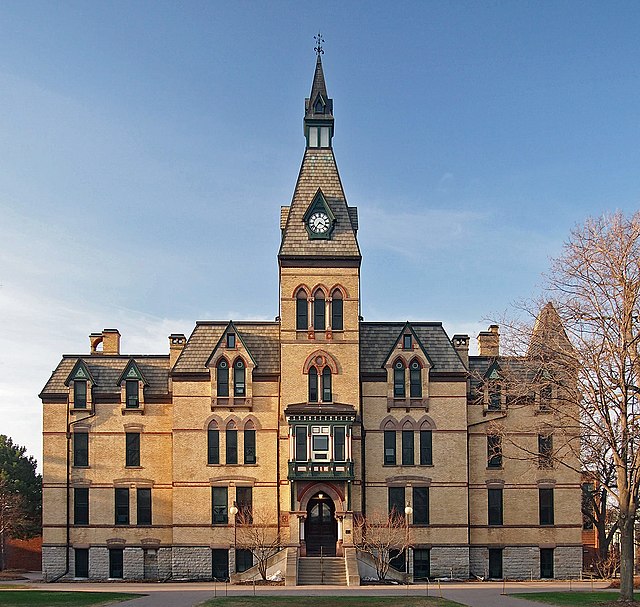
(354, 510), (411, 581)
(0, 477), (28, 570)
(235, 506), (283, 581)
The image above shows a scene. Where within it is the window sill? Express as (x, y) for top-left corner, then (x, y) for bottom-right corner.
(212, 397), (252, 409)
(387, 398), (429, 410)
(487, 466), (503, 471)
(535, 409), (553, 415)
(121, 406), (144, 415)
(125, 466), (144, 470)
(72, 465), (90, 469)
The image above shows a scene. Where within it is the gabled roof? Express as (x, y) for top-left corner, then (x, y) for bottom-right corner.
(117, 359), (149, 386)
(204, 320), (259, 368)
(381, 322), (434, 368)
(360, 322), (466, 375)
(64, 359), (95, 386)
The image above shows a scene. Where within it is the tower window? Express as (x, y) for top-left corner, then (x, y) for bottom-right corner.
(296, 290), (308, 330)
(314, 291), (325, 330)
(331, 290), (343, 330)
(314, 98), (324, 114)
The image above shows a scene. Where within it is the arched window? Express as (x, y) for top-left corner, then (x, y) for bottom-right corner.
(322, 367), (332, 402)
(313, 290), (325, 330)
(226, 420), (238, 464)
(410, 360), (422, 398)
(384, 419), (396, 465)
(331, 289), (343, 330)
(234, 359), (246, 397)
(308, 367), (318, 402)
(208, 421), (219, 464)
(394, 360), (406, 398)
(296, 289), (308, 330)
(217, 359), (229, 397)
(244, 420), (256, 464)
(402, 421), (414, 466)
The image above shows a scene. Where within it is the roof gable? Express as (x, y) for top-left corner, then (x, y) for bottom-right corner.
(382, 322), (434, 368)
(205, 321), (258, 369)
(117, 359), (149, 386)
(65, 359), (95, 386)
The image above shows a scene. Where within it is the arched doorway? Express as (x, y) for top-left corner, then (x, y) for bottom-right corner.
(305, 493), (337, 556)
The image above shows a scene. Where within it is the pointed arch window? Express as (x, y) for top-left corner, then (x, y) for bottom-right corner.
(308, 367), (318, 402)
(296, 289), (308, 330)
(208, 421), (220, 465)
(217, 359), (229, 397)
(313, 290), (325, 330)
(234, 359), (246, 397)
(322, 367), (332, 402)
(331, 289), (343, 330)
(226, 421), (238, 465)
(394, 360), (406, 398)
(244, 420), (256, 464)
(410, 360), (422, 398)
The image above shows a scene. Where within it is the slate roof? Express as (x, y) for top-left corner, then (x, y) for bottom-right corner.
(172, 321), (280, 375)
(360, 322), (467, 374)
(468, 356), (538, 401)
(305, 55), (333, 119)
(278, 148), (361, 261)
(40, 356), (170, 398)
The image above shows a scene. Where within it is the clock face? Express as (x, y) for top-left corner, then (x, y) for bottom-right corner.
(309, 212), (331, 234)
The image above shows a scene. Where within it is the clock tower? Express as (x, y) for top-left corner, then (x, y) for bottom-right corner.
(278, 48), (362, 557)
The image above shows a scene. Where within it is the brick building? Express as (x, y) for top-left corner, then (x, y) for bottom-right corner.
(40, 52), (582, 583)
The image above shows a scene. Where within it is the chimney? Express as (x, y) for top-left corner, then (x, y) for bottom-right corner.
(169, 334), (187, 369)
(478, 324), (500, 357)
(90, 332), (103, 354)
(452, 334), (470, 368)
(102, 329), (121, 355)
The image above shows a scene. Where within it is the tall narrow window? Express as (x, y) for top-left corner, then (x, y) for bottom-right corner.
(217, 360), (229, 397)
(234, 360), (245, 397)
(413, 486), (429, 525)
(115, 488), (129, 525)
(226, 333), (236, 349)
(126, 380), (139, 408)
(125, 432), (140, 467)
(295, 426), (308, 461)
(212, 487), (228, 524)
(208, 422), (220, 464)
(73, 433), (89, 467)
(487, 488), (503, 526)
(308, 367), (318, 402)
(540, 384), (552, 410)
(388, 486), (405, 517)
(540, 548), (554, 578)
(402, 429), (414, 466)
(489, 548), (503, 579)
(75, 548), (89, 578)
(296, 290), (308, 330)
(487, 435), (503, 468)
(331, 290), (343, 330)
(394, 361), (405, 398)
(322, 367), (332, 402)
(313, 291), (325, 330)
(539, 488), (554, 525)
(488, 382), (501, 410)
(236, 486), (253, 524)
(334, 426), (346, 461)
(74, 487), (89, 525)
(236, 549), (253, 573)
(410, 361), (422, 398)
(403, 334), (412, 349)
(244, 424), (256, 464)
(109, 548), (124, 579)
(538, 435), (553, 469)
(384, 429), (396, 465)
(413, 548), (430, 580)
(226, 423), (238, 464)
(137, 488), (152, 525)
(74, 381), (87, 408)
(420, 429), (432, 465)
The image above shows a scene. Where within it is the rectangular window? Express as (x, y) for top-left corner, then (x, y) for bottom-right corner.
(488, 384), (501, 410)
(312, 435), (329, 452)
(137, 488), (152, 525)
(109, 548), (124, 579)
(73, 433), (88, 467)
(295, 426), (308, 461)
(75, 548), (89, 578)
(419, 430), (432, 465)
(244, 429), (256, 464)
(538, 435), (553, 469)
(487, 435), (503, 468)
(388, 486), (405, 518)
(488, 548), (503, 579)
(403, 334), (412, 349)
(389, 548), (405, 572)
(115, 488), (129, 525)
(226, 429), (238, 464)
(125, 432), (140, 467)
(236, 548), (253, 573)
(413, 486), (429, 525)
(208, 429), (220, 464)
(236, 486), (252, 524)
(322, 369), (331, 402)
(540, 548), (554, 579)
(539, 488), (554, 525)
(74, 381), (87, 408)
(402, 430), (414, 466)
(394, 366), (405, 398)
(384, 430), (396, 465)
(334, 426), (346, 461)
(320, 126), (330, 148)
(218, 365), (229, 397)
(74, 487), (89, 525)
(314, 297), (325, 330)
(212, 548), (229, 581)
(226, 333), (235, 348)
(126, 380), (139, 408)
(331, 298), (343, 330)
(308, 127), (318, 148)
(487, 488), (503, 526)
(413, 548), (430, 580)
(540, 384), (552, 410)
(212, 487), (228, 524)
(410, 366), (422, 398)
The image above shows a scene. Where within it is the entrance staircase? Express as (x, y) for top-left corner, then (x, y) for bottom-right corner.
(297, 556), (347, 585)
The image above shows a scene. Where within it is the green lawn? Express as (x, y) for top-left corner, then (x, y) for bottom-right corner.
(512, 591), (638, 605)
(0, 591), (142, 607)
(199, 598), (461, 607)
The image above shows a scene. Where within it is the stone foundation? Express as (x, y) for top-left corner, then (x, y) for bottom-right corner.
(429, 546), (469, 578)
(555, 546), (582, 579)
(171, 546), (214, 580)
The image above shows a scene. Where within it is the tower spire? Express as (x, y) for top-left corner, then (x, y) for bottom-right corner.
(304, 34), (334, 148)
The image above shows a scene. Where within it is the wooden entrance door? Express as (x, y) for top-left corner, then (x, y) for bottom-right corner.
(305, 495), (337, 556)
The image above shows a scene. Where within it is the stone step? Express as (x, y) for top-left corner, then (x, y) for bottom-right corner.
(297, 557), (347, 585)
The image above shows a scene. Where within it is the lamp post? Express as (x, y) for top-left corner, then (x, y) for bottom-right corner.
(229, 503), (239, 573)
(404, 504), (413, 581)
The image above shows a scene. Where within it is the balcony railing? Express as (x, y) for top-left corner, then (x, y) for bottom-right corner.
(288, 460), (354, 480)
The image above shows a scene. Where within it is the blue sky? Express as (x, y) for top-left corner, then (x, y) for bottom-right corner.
(1, 1), (639, 466)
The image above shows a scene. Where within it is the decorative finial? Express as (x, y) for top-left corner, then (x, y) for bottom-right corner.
(314, 32), (324, 57)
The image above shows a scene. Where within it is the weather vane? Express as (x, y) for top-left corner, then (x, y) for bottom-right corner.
(314, 32), (324, 56)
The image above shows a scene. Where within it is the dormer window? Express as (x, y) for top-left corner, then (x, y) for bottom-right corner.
(125, 380), (139, 408)
(394, 360), (406, 398)
(234, 359), (246, 396)
(226, 333), (236, 349)
(410, 360), (422, 398)
(217, 359), (229, 397)
(74, 381), (87, 409)
(403, 334), (412, 349)
(314, 97), (325, 114)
